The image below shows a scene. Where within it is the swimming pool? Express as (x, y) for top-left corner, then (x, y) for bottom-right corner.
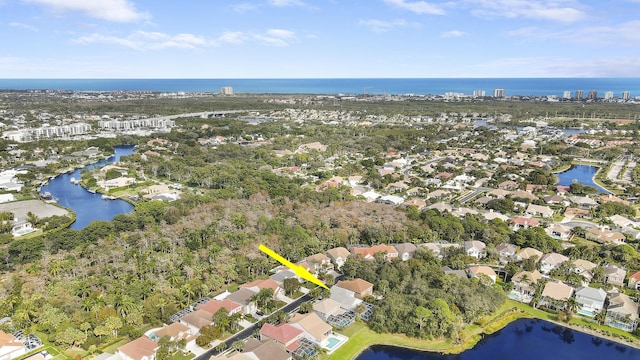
(326, 336), (341, 349)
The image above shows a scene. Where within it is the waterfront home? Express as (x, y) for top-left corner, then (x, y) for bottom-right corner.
(585, 228), (626, 245)
(575, 286), (607, 316)
(11, 220), (34, 237)
(463, 240), (486, 259)
(511, 270), (542, 303)
(0, 331), (26, 360)
(467, 265), (497, 283)
(259, 323), (304, 352)
(242, 338), (292, 360)
(117, 336), (159, 360)
(600, 194), (630, 206)
(394, 242), (418, 261)
(525, 204), (554, 218)
(312, 298), (344, 322)
(515, 247), (543, 262)
(628, 271), (640, 290)
(289, 313), (333, 347)
(326, 247), (351, 269)
(603, 264), (626, 287)
(540, 253), (569, 274)
(605, 293), (639, 332)
(540, 281), (574, 309)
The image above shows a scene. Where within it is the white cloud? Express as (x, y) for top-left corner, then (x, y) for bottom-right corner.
(383, 0), (446, 15)
(507, 21), (640, 46)
(231, 3), (259, 12)
(74, 31), (208, 50)
(217, 31), (249, 44)
(25, 0), (150, 22)
(359, 19), (410, 32)
(268, 0), (304, 6)
(9, 22), (38, 31)
(441, 30), (465, 37)
(253, 29), (297, 46)
(469, 0), (586, 23)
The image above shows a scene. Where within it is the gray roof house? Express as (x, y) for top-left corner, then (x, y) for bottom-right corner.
(604, 264), (626, 287)
(394, 242), (418, 261)
(575, 286), (607, 316)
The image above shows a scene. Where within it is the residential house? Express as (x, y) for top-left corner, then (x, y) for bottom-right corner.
(226, 288), (258, 315)
(394, 243), (418, 261)
(463, 240), (486, 259)
(604, 264), (626, 287)
(289, 313), (333, 347)
(547, 224), (571, 241)
(376, 195), (405, 206)
(525, 204), (554, 218)
(568, 196), (598, 209)
(495, 243), (517, 262)
(608, 215), (640, 229)
(442, 266), (468, 281)
(498, 180), (519, 190)
(179, 310), (213, 334)
(540, 281), (574, 309)
(402, 199), (426, 210)
(628, 271), (640, 290)
(304, 253), (333, 273)
(197, 299), (242, 316)
(334, 279), (373, 299)
(487, 189), (511, 199)
(351, 245), (398, 261)
(540, 253), (569, 274)
(259, 323), (304, 353)
(242, 278), (284, 298)
(573, 259), (597, 284)
(564, 207), (590, 218)
(543, 195), (568, 206)
(312, 298), (343, 322)
(511, 270), (542, 303)
(482, 210), (510, 222)
(511, 217), (540, 230)
(419, 242), (460, 258)
(467, 265), (497, 283)
(606, 293), (639, 332)
(575, 286), (607, 316)
(326, 247), (351, 269)
(511, 190), (538, 201)
(600, 194), (630, 206)
(117, 337), (159, 360)
(0, 331), (26, 360)
(242, 338), (292, 360)
(515, 247), (543, 262)
(585, 228), (626, 245)
(150, 323), (196, 348)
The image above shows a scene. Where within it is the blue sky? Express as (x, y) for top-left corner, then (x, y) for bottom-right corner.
(1, 0), (640, 78)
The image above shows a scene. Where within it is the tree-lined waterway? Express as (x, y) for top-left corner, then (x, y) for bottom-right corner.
(356, 319), (640, 359)
(39, 145), (135, 230)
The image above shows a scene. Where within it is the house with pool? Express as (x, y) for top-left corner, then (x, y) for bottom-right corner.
(575, 286), (607, 317)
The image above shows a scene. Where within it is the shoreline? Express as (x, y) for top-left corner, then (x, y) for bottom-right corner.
(553, 162), (615, 194)
(334, 300), (640, 359)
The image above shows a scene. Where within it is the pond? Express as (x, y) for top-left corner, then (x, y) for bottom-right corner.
(556, 164), (609, 193)
(356, 319), (640, 360)
(39, 145), (135, 230)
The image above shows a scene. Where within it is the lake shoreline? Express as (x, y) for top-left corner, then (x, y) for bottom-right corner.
(340, 301), (640, 360)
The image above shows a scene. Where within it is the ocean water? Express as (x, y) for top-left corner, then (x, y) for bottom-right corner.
(1, 78), (640, 97)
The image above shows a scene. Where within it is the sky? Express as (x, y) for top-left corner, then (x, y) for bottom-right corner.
(1, 0), (640, 78)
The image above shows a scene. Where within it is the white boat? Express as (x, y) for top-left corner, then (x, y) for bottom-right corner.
(70, 177), (79, 185)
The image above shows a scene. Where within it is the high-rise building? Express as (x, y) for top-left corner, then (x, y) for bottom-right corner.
(575, 90), (584, 99)
(588, 90), (598, 100)
(221, 86), (234, 95)
(563, 91), (571, 99)
(604, 91), (614, 100)
(473, 90), (485, 97)
(623, 91), (631, 100)
(493, 88), (505, 98)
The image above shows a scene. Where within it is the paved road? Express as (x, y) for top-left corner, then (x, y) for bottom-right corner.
(194, 293), (312, 360)
(458, 187), (491, 204)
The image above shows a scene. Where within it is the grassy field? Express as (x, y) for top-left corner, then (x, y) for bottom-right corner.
(324, 299), (640, 360)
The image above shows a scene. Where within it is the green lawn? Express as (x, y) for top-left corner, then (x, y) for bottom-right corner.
(170, 351), (195, 360)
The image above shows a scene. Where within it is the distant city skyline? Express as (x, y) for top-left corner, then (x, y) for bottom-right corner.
(1, 1), (640, 78)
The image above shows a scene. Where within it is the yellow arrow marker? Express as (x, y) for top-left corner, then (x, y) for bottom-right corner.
(259, 243), (329, 290)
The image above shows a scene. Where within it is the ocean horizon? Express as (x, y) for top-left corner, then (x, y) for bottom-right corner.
(1, 78), (640, 97)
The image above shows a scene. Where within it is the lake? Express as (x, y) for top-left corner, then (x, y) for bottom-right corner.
(39, 145), (135, 230)
(356, 319), (640, 360)
(556, 164), (610, 193)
